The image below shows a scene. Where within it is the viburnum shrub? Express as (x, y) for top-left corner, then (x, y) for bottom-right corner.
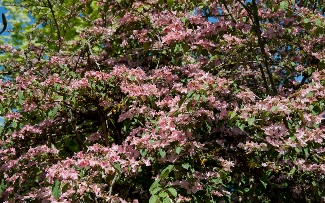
(1, 0), (325, 202)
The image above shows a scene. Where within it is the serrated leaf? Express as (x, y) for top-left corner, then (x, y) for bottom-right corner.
(149, 194), (159, 203)
(167, 187), (177, 197)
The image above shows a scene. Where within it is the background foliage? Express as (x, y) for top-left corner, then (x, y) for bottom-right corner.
(1, 0), (325, 202)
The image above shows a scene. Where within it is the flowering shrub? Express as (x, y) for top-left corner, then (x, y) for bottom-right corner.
(1, 0), (325, 202)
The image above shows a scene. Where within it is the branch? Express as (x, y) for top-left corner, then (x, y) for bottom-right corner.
(109, 172), (118, 196)
(0, 13), (7, 35)
(45, 0), (61, 49)
(251, 0), (278, 95)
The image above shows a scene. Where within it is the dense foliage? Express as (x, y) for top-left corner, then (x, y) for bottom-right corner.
(1, 0), (325, 202)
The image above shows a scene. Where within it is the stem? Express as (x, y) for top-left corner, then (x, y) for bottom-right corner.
(238, 0), (270, 94)
(109, 172), (118, 196)
(251, 0), (278, 95)
(45, 0), (61, 49)
(99, 112), (110, 147)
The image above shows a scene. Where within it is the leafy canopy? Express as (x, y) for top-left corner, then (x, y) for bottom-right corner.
(1, 0), (325, 202)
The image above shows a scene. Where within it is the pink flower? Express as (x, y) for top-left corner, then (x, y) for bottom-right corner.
(219, 158), (235, 172)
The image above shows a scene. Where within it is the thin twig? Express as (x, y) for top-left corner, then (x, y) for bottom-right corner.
(109, 172), (118, 196)
(45, 0), (61, 49)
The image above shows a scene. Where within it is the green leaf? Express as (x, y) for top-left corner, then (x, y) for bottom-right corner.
(304, 147), (309, 157)
(175, 146), (182, 154)
(304, 18), (310, 24)
(163, 198), (172, 203)
(289, 167), (296, 176)
(193, 93), (200, 100)
(294, 145), (300, 152)
(187, 90), (194, 98)
(151, 186), (162, 195)
(227, 176), (231, 182)
(167, 0), (174, 7)
(212, 178), (221, 184)
(159, 191), (168, 198)
(312, 181), (317, 186)
(315, 27), (324, 37)
(247, 117), (255, 126)
(0, 179), (6, 194)
(178, 96), (186, 107)
(140, 149), (148, 156)
(182, 163), (190, 170)
(159, 148), (166, 158)
(260, 178), (267, 189)
(304, 22), (312, 30)
(149, 180), (160, 193)
(149, 194), (159, 203)
(18, 90), (24, 105)
(271, 106), (279, 112)
(143, 42), (150, 51)
(167, 187), (177, 197)
(52, 180), (61, 200)
(280, 1), (289, 10)
(160, 165), (173, 179)
(315, 18), (322, 27)
(61, 183), (70, 193)
(229, 111), (236, 119)
(114, 162), (121, 172)
(182, 42), (189, 52)
(130, 75), (136, 81)
(12, 121), (17, 128)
